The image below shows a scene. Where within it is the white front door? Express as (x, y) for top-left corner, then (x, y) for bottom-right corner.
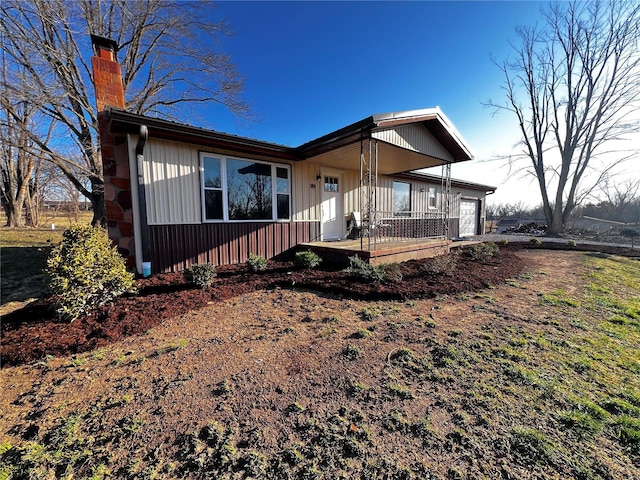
(321, 172), (343, 241)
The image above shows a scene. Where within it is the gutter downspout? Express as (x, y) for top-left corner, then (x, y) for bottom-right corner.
(135, 125), (150, 269)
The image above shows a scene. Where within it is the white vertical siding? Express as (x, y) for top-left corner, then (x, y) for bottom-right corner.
(144, 139), (201, 225)
(372, 124), (454, 161)
(342, 170), (360, 215)
(291, 161), (321, 221)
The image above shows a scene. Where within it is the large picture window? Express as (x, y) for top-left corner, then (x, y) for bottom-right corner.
(201, 154), (291, 222)
(393, 181), (411, 215)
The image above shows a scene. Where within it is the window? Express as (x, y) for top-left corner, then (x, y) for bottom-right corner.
(201, 154), (291, 222)
(203, 156), (223, 220)
(393, 181), (411, 215)
(428, 186), (437, 208)
(276, 167), (290, 219)
(324, 176), (339, 192)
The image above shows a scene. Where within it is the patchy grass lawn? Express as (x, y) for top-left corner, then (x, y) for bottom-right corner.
(1, 250), (639, 479)
(0, 212), (91, 315)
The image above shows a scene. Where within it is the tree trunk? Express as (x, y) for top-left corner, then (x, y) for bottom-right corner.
(5, 204), (24, 227)
(89, 177), (106, 227)
(548, 213), (564, 237)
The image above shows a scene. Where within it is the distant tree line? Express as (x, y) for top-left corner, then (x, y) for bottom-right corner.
(488, 179), (640, 227)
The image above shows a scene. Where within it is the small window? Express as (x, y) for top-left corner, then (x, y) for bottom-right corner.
(276, 167), (290, 220)
(324, 176), (339, 192)
(393, 181), (411, 215)
(203, 156), (223, 220)
(428, 187), (437, 208)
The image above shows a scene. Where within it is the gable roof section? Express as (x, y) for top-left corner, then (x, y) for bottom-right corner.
(373, 108), (473, 161)
(296, 107), (473, 163)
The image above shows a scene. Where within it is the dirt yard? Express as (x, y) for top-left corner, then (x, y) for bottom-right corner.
(1, 244), (639, 479)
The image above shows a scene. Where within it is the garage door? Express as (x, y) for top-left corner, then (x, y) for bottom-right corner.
(459, 199), (478, 236)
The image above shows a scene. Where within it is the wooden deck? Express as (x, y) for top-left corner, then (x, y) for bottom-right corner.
(301, 237), (453, 265)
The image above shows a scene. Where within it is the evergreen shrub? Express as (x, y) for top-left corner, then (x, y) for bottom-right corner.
(294, 250), (322, 268)
(46, 225), (136, 321)
(184, 263), (217, 288)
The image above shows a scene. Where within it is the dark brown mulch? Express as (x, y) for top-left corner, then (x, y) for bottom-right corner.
(1, 241), (635, 368)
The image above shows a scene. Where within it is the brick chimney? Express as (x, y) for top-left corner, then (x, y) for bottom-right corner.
(91, 35), (136, 269)
(91, 35), (125, 111)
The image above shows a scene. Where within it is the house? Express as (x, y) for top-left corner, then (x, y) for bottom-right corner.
(92, 36), (495, 274)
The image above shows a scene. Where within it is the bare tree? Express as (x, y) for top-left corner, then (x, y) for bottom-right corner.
(0, 0), (249, 226)
(0, 77), (41, 227)
(488, 0), (640, 236)
(580, 177), (640, 222)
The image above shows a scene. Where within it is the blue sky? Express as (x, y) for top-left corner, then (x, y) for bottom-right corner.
(203, 1), (550, 206)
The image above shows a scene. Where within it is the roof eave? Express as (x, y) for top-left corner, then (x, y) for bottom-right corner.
(106, 109), (300, 161)
(394, 171), (496, 192)
(294, 116), (376, 158)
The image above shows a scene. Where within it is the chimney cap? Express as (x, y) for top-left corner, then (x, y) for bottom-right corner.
(90, 34), (119, 56)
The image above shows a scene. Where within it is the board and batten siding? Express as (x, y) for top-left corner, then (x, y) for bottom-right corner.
(291, 160), (321, 222)
(372, 124), (454, 162)
(143, 138), (201, 224)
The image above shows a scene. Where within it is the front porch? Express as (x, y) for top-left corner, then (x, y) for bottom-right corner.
(301, 237), (451, 265)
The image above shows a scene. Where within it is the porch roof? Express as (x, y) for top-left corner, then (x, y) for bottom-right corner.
(295, 107), (474, 174)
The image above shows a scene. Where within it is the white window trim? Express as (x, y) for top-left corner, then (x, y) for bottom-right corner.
(200, 153), (291, 223)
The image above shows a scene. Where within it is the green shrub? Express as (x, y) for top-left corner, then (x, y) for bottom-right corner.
(46, 225), (136, 321)
(184, 263), (217, 288)
(424, 250), (459, 275)
(529, 238), (542, 246)
(246, 253), (268, 272)
(345, 255), (385, 282)
(468, 242), (500, 261)
(567, 240), (577, 247)
(381, 262), (403, 283)
(294, 250), (322, 268)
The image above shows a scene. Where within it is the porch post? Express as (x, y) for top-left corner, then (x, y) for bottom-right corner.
(441, 162), (452, 239)
(359, 136), (378, 251)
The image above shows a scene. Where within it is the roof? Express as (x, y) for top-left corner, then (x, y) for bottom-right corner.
(295, 107), (473, 162)
(105, 106), (475, 171)
(394, 171), (496, 193)
(106, 109), (298, 161)
(576, 216), (626, 226)
(373, 108), (473, 161)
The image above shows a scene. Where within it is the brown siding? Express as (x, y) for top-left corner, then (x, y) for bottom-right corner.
(148, 221), (321, 273)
